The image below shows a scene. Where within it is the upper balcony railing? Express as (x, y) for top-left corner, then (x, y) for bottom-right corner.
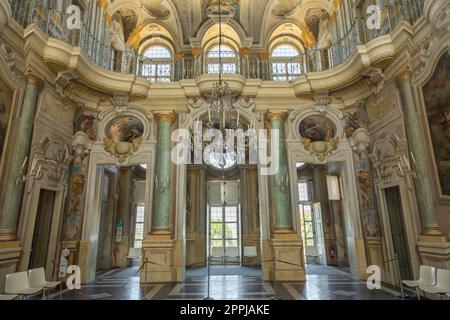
(7, 0), (426, 83)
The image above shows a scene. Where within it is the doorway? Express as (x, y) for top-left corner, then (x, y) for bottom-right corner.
(207, 181), (241, 265)
(384, 186), (412, 280)
(96, 169), (117, 271)
(29, 189), (57, 270)
(297, 163), (349, 272)
(209, 205), (241, 264)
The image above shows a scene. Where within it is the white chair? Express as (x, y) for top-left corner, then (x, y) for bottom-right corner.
(243, 246), (258, 259)
(305, 247), (320, 265)
(126, 248), (142, 267)
(419, 268), (450, 300)
(211, 247), (224, 264)
(243, 246), (258, 267)
(28, 268), (61, 299)
(5, 271), (43, 299)
(402, 265), (436, 300)
(0, 294), (18, 300)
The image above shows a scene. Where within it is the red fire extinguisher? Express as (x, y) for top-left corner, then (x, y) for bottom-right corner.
(330, 246), (336, 265)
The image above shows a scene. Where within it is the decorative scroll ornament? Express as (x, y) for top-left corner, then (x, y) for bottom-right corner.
(112, 94), (129, 114)
(206, 0), (237, 20)
(299, 113), (339, 162)
(349, 128), (370, 161)
(104, 136), (142, 164)
(301, 137), (339, 162)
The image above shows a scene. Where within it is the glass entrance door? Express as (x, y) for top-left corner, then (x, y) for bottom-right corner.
(209, 205), (240, 264)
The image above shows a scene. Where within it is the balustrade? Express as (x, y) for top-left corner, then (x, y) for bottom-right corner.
(7, 0), (426, 83)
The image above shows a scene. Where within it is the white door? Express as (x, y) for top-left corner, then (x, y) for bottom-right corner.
(313, 203), (327, 265)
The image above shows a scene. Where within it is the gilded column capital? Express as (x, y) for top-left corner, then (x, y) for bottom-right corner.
(266, 109), (289, 121)
(155, 110), (178, 122)
(395, 69), (413, 83)
(25, 73), (43, 87)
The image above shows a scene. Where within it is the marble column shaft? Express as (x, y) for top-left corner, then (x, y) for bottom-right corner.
(152, 113), (175, 231)
(0, 75), (40, 234)
(268, 112), (293, 230)
(396, 70), (440, 234)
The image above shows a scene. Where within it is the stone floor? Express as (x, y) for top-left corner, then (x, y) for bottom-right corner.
(45, 265), (410, 300)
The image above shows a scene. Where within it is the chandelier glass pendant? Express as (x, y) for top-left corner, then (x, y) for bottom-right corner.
(205, 0), (239, 169)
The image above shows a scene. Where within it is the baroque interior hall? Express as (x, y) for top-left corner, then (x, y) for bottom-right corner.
(0, 0), (449, 301)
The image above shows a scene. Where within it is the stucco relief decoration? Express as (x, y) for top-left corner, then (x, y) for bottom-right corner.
(272, 0), (299, 18)
(344, 101), (369, 139)
(357, 158), (379, 237)
(27, 136), (71, 190)
(65, 131), (91, 241)
(103, 116), (144, 163)
(141, 0), (170, 19)
(203, 0), (240, 20)
(350, 128), (379, 237)
(299, 115), (339, 162)
(0, 40), (22, 81)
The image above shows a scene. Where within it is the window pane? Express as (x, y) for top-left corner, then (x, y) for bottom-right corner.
(210, 223), (223, 239)
(208, 45), (236, 58)
(225, 223), (238, 239)
(222, 63), (236, 73)
(272, 62), (286, 74)
(142, 64), (156, 76)
(272, 45), (299, 57)
(298, 182), (309, 201)
(304, 205), (312, 221)
(211, 207), (222, 222)
(134, 240), (142, 248)
(305, 222), (314, 238)
(144, 45), (171, 58)
(208, 64), (220, 74)
(306, 239), (315, 247)
(136, 206), (145, 223)
(225, 239), (238, 248)
(211, 240), (223, 249)
(288, 62), (301, 74)
(157, 64), (171, 76)
(225, 207), (237, 222)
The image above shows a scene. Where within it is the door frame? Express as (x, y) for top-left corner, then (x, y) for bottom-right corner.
(377, 182), (420, 285)
(18, 184), (65, 280)
(207, 203), (242, 264)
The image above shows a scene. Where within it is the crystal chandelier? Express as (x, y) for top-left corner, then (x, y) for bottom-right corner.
(204, 0), (238, 169)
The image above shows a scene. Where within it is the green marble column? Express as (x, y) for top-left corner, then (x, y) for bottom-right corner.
(152, 112), (176, 232)
(396, 70), (442, 236)
(268, 111), (293, 230)
(0, 75), (41, 239)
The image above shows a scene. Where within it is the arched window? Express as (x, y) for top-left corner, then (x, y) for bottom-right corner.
(206, 45), (238, 74)
(141, 45), (173, 83)
(270, 44), (302, 81)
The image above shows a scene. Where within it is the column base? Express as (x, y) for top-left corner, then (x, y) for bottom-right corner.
(417, 235), (450, 269)
(242, 233), (261, 267)
(366, 236), (383, 268)
(141, 232), (185, 283)
(263, 231), (305, 282)
(0, 240), (21, 292)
